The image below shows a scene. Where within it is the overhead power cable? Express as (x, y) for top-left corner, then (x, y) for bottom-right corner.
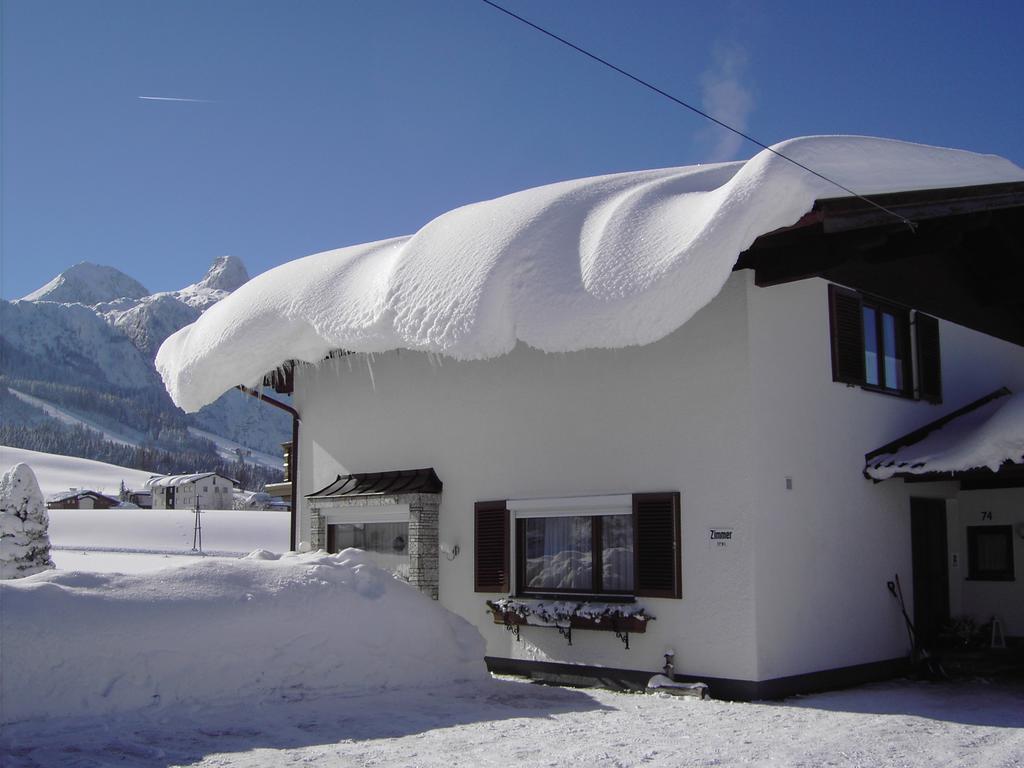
(479, 0), (916, 231)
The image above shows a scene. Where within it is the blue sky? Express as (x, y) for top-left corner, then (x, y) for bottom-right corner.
(3, 0), (1023, 299)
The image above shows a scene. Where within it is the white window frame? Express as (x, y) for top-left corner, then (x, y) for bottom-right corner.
(507, 495), (633, 596)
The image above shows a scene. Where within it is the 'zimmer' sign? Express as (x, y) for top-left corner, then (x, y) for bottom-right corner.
(709, 528), (734, 549)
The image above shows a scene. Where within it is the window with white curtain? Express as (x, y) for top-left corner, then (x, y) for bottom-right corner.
(512, 496), (635, 596)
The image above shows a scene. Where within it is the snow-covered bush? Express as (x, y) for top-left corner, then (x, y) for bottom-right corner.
(0, 463), (55, 579)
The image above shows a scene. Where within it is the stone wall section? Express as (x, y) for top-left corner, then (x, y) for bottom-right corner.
(308, 493), (440, 599)
(407, 495), (440, 599)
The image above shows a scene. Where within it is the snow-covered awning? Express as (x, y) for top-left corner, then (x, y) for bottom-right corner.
(865, 389), (1024, 482)
(155, 135), (1024, 413)
(308, 468), (443, 498)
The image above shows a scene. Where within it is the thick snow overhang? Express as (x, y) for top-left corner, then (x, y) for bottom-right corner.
(864, 388), (1024, 488)
(308, 468), (443, 498)
(155, 136), (1024, 413)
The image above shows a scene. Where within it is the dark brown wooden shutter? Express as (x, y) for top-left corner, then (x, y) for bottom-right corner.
(915, 312), (942, 404)
(828, 284), (865, 385)
(474, 500), (509, 593)
(634, 492), (681, 598)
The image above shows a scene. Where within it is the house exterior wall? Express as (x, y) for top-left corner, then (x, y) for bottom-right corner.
(950, 488), (1024, 637)
(293, 268), (1024, 685)
(296, 271), (762, 682)
(151, 476), (233, 510)
(744, 276), (1024, 680)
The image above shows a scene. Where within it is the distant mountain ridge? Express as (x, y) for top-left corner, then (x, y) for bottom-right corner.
(1, 257), (288, 489)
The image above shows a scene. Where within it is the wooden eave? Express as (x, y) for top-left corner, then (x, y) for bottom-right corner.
(735, 181), (1024, 347)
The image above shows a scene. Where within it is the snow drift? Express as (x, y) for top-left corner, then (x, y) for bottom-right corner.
(156, 136), (1024, 412)
(0, 550), (486, 723)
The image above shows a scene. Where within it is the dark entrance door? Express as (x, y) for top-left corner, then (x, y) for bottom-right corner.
(909, 497), (950, 645)
(166, 486), (176, 509)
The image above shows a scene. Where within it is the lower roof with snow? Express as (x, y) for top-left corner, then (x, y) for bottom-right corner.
(865, 389), (1024, 482)
(147, 472), (234, 489)
(155, 136), (1024, 413)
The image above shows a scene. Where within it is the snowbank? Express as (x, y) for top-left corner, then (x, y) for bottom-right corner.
(155, 135), (1024, 412)
(0, 550), (486, 723)
(866, 390), (1024, 480)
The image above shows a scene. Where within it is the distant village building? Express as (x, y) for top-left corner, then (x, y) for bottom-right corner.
(126, 490), (152, 509)
(46, 489), (120, 510)
(147, 473), (237, 510)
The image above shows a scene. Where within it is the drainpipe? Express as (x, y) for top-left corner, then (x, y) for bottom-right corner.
(237, 385), (300, 551)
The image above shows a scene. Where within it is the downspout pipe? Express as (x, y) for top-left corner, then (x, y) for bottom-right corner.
(237, 385), (300, 551)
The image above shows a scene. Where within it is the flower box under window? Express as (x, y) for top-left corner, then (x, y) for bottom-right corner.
(487, 598), (653, 648)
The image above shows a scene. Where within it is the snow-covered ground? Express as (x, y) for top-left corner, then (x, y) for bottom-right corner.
(4, 447), (1022, 767)
(49, 506), (288, 556)
(3, 675), (1022, 767)
(0, 446), (154, 496)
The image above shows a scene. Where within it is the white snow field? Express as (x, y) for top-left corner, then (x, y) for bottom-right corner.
(156, 135), (1024, 412)
(0, 446), (154, 497)
(48, 506), (289, 556)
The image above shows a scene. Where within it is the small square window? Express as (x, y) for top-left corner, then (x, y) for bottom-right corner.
(967, 526), (1014, 581)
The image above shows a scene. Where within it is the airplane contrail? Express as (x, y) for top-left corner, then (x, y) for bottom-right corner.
(138, 96), (214, 103)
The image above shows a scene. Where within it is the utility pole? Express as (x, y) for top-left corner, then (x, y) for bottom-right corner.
(192, 495), (203, 553)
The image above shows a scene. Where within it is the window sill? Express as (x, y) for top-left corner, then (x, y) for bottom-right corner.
(843, 381), (915, 400)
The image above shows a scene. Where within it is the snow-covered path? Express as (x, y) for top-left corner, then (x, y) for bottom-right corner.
(4, 676), (1022, 768)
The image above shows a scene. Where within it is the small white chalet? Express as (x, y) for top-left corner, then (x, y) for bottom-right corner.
(156, 137), (1024, 699)
(147, 473), (236, 510)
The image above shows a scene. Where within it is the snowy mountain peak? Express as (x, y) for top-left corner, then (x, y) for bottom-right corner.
(175, 256), (250, 312)
(21, 262), (150, 305)
(197, 256), (249, 292)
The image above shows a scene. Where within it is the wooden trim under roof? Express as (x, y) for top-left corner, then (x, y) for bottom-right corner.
(735, 181), (1024, 347)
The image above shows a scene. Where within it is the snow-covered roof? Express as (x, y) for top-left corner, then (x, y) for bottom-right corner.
(146, 472), (232, 489)
(155, 135), (1024, 413)
(46, 489), (119, 503)
(865, 389), (1024, 480)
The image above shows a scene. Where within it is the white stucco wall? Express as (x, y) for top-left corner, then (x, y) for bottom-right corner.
(744, 276), (1024, 680)
(951, 488), (1024, 637)
(296, 272), (762, 682)
(293, 269), (1024, 684)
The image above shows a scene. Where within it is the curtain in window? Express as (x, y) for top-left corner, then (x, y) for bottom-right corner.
(523, 517), (593, 590)
(602, 515), (634, 591)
